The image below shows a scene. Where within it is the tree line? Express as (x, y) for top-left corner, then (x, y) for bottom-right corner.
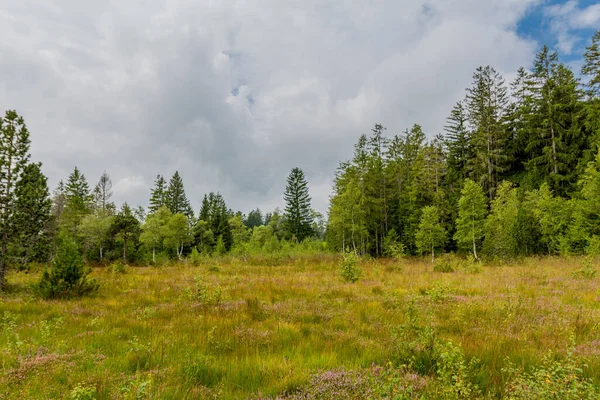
(0, 120), (324, 288)
(2, 31), (600, 289)
(327, 31), (600, 260)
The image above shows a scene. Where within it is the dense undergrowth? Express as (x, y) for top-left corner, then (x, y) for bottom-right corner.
(1, 254), (599, 399)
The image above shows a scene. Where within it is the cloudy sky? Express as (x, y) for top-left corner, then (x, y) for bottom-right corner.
(1, 0), (598, 216)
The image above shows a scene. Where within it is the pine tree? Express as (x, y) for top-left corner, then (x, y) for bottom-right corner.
(165, 171), (193, 220)
(245, 208), (264, 229)
(465, 65), (509, 199)
(11, 163), (52, 267)
(415, 206), (446, 263)
(525, 47), (584, 195)
(93, 171), (114, 214)
(283, 167), (313, 242)
(454, 179), (488, 259)
(36, 234), (99, 299)
(110, 203), (140, 262)
(62, 166), (92, 236)
(582, 30), (600, 98)
(445, 101), (471, 189)
(148, 175), (167, 214)
(0, 110), (31, 288)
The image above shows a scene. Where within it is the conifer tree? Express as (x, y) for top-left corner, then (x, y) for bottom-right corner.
(444, 101), (471, 190)
(524, 47), (584, 195)
(245, 208), (264, 229)
(148, 175), (167, 214)
(62, 166), (92, 236)
(165, 171), (193, 221)
(93, 171), (114, 214)
(0, 110), (30, 288)
(582, 30), (600, 98)
(283, 167), (313, 242)
(11, 163), (52, 266)
(110, 203), (140, 262)
(454, 179), (488, 259)
(465, 65), (509, 199)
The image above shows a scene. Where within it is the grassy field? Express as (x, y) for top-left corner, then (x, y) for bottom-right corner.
(1, 255), (599, 399)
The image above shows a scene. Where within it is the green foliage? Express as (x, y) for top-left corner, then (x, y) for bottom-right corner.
(165, 171), (193, 221)
(110, 260), (127, 274)
(70, 383), (97, 400)
(339, 251), (361, 283)
(415, 206), (445, 262)
(454, 179), (487, 259)
(504, 339), (599, 399)
(214, 235), (226, 256)
(35, 236), (99, 299)
(283, 167), (313, 242)
(195, 276), (222, 308)
(572, 257), (598, 280)
(483, 181), (521, 259)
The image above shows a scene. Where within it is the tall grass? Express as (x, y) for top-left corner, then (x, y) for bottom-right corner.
(1, 255), (599, 398)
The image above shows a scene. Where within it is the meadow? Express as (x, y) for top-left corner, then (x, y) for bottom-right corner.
(1, 255), (599, 399)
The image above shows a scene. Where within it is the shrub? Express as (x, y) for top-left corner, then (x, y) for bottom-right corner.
(503, 339), (599, 399)
(433, 259), (455, 273)
(35, 237), (99, 299)
(189, 248), (203, 266)
(70, 383), (96, 400)
(195, 276), (222, 308)
(572, 257), (597, 280)
(109, 260), (127, 274)
(340, 251), (361, 283)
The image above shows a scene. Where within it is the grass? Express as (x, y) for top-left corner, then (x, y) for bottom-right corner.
(1, 255), (599, 399)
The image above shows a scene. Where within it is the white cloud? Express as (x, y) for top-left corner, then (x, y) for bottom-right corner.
(0, 0), (541, 215)
(544, 0), (600, 55)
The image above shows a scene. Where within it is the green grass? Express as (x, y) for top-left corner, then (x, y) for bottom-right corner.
(1, 255), (599, 399)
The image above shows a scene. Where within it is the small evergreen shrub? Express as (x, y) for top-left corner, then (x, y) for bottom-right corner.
(189, 248), (203, 266)
(35, 237), (99, 299)
(340, 251), (361, 283)
(433, 259), (455, 273)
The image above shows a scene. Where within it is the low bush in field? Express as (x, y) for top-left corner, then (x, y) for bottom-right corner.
(339, 252), (361, 283)
(35, 237), (99, 299)
(503, 339), (599, 399)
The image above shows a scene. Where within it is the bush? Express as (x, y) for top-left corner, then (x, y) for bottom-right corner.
(433, 258), (455, 273)
(503, 338), (599, 399)
(110, 260), (127, 274)
(35, 237), (99, 299)
(339, 251), (361, 283)
(572, 257), (597, 280)
(195, 276), (222, 309)
(188, 248), (203, 266)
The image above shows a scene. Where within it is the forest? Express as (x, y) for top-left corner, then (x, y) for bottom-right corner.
(1, 30), (600, 400)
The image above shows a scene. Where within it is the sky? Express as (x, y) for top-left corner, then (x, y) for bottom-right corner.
(0, 0), (599, 217)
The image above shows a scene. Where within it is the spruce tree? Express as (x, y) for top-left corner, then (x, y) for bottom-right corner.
(110, 203), (140, 262)
(165, 171), (193, 220)
(524, 47), (584, 195)
(11, 163), (52, 267)
(283, 167), (313, 242)
(582, 30), (600, 97)
(0, 110), (31, 288)
(444, 101), (471, 189)
(465, 65), (509, 199)
(62, 166), (92, 236)
(93, 171), (113, 214)
(245, 208), (264, 229)
(148, 175), (167, 214)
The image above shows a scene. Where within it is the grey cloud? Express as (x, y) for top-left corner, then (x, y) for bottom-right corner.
(0, 0), (541, 215)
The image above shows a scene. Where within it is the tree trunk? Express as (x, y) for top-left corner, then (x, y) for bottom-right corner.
(152, 245), (156, 263)
(431, 244), (435, 264)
